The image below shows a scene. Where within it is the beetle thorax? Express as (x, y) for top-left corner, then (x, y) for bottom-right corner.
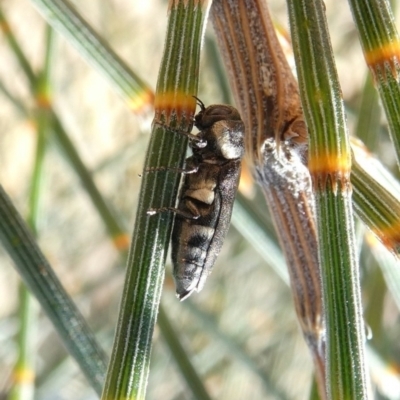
(197, 120), (244, 162)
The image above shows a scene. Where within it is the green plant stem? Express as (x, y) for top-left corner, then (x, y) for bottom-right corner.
(10, 26), (55, 400)
(352, 142), (400, 255)
(158, 305), (212, 400)
(363, 260), (386, 347)
(233, 193), (288, 284)
(183, 300), (290, 400)
(287, 0), (369, 398)
(52, 115), (129, 250)
(348, 0), (400, 168)
(0, 8), (35, 83)
(368, 237), (400, 311)
(316, 187), (366, 399)
(0, 186), (108, 394)
(10, 284), (37, 400)
(309, 376), (323, 400)
(29, 0), (154, 112)
(354, 74), (381, 150)
(101, 2), (210, 399)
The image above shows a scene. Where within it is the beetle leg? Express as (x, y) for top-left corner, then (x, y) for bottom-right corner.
(152, 120), (206, 147)
(147, 207), (200, 220)
(144, 165), (199, 174)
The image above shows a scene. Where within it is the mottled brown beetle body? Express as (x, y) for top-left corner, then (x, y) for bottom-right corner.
(172, 100), (245, 300)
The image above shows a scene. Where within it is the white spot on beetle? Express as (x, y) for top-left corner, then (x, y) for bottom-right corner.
(186, 188), (215, 204)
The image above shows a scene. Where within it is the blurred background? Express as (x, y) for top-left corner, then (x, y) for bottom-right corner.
(0, 0), (399, 399)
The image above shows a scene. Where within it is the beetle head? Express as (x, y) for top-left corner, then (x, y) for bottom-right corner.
(194, 101), (242, 130)
(192, 98), (245, 160)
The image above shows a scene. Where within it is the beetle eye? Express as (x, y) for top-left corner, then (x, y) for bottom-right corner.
(206, 105), (240, 120)
(207, 107), (228, 116)
(195, 105), (242, 129)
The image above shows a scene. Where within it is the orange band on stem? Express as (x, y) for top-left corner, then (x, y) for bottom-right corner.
(128, 89), (154, 113)
(0, 20), (10, 33)
(364, 41), (400, 77)
(154, 92), (197, 124)
(36, 93), (52, 109)
(373, 220), (400, 253)
(113, 233), (130, 250)
(308, 152), (351, 191)
(13, 368), (35, 384)
(308, 152), (351, 176)
(154, 91), (196, 113)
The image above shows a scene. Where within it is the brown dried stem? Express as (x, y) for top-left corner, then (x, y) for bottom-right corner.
(211, 0), (307, 165)
(211, 1), (325, 397)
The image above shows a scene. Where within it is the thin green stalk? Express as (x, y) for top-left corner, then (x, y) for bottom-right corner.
(309, 377), (323, 400)
(354, 73), (381, 150)
(0, 8), (35, 83)
(0, 79), (26, 115)
(204, 34), (233, 104)
(101, 2), (210, 399)
(0, 185), (108, 395)
(10, 26), (54, 400)
(52, 115), (130, 252)
(287, 0), (369, 398)
(10, 284), (37, 400)
(233, 193), (288, 284)
(183, 300), (290, 400)
(347, 0), (400, 168)
(352, 141), (400, 255)
(27, 32), (54, 233)
(366, 346), (400, 399)
(158, 305), (212, 400)
(363, 257), (386, 347)
(368, 235), (400, 311)
(29, 0), (153, 113)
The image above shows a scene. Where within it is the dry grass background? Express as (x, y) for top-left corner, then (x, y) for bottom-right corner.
(0, 0), (398, 399)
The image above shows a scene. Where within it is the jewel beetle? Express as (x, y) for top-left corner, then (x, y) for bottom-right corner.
(170, 98), (245, 300)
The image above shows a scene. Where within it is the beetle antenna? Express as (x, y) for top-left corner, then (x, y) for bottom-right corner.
(192, 95), (206, 111)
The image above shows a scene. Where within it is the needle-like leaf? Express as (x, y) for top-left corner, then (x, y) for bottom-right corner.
(30, 0), (154, 113)
(287, 0), (369, 397)
(348, 0), (400, 169)
(101, 2), (211, 399)
(0, 186), (108, 395)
